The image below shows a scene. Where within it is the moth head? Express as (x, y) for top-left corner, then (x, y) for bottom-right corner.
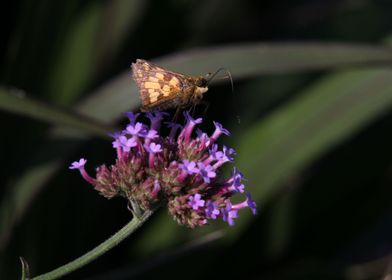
(195, 77), (208, 88)
(193, 77), (209, 97)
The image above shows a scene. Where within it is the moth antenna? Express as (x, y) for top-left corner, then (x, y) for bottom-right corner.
(207, 68), (234, 94)
(206, 68), (239, 123)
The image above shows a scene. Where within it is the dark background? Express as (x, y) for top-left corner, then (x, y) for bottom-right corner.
(0, 0), (392, 279)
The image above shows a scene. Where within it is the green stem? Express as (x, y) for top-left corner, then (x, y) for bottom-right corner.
(31, 210), (154, 280)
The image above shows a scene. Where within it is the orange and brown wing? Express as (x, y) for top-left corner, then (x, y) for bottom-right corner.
(131, 59), (188, 111)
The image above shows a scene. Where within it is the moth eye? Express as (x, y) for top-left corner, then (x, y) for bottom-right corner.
(196, 78), (207, 87)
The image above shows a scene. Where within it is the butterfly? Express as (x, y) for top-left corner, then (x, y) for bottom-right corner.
(131, 59), (231, 112)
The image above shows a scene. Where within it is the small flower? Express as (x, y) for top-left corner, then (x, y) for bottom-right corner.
(188, 194), (205, 210)
(232, 176), (245, 193)
(196, 128), (209, 141)
(69, 158), (87, 170)
(232, 193), (257, 215)
(246, 193), (257, 215)
(181, 111), (203, 142)
(222, 146), (236, 161)
(166, 122), (183, 140)
(197, 162), (216, 183)
(210, 144), (223, 160)
(69, 158), (95, 185)
(146, 111), (168, 131)
(117, 135), (137, 152)
(125, 122), (145, 137)
(209, 121), (230, 145)
(210, 145), (236, 168)
(145, 142), (162, 154)
(221, 202), (239, 226)
(222, 167), (246, 193)
(144, 129), (158, 140)
(144, 142), (162, 168)
(179, 160), (198, 175)
(124, 112), (140, 124)
(205, 201), (220, 219)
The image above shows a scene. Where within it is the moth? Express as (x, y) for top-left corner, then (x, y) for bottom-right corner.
(131, 59), (231, 112)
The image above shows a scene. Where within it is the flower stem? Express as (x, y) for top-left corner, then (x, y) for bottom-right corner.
(31, 210), (154, 280)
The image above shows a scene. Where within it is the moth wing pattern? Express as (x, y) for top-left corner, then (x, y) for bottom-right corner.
(131, 59), (189, 111)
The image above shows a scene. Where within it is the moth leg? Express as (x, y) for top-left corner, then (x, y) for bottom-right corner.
(190, 103), (197, 116)
(173, 107), (182, 122)
(199, 100), (210, 117)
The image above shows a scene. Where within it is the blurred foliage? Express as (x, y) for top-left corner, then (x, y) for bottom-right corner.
(1, 0), (392, 279)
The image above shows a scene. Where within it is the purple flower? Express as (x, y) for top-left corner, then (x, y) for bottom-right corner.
(109, 131), (122, 139)
(209, 121), (230, 144)
(221, 202), (239, 226)
(245, 193), (257, 215)
(181, 111), (203, 141)
(197, 162), (216, 183)
(231, 167), (245, 182)
(195, 128), (210, 150)
(205, 201), (220, 219)
(184, 111), (203, 125)
(144, 142), (162, 168)
(70, 110), (255, 228)
(232, 176), (245, 193)
(125, 122), (145, 137)
(210, 144), (223, 160)
(151, 179), (161, 198)
(144, 129), (158, 140)
(112, 138), (121, 149)
(69, 158), (87, 170)
(226, 167), (245, 193)
(188, 194), (205, 210)
(179, 160), (198, 175)
(116, 135), (137, 152)
(69, 158), (95, 185)
(124, 112), (140, 124)
(232, 193), (257, 215)
(196, 128), (209, 141)
(223, 146), (236, 161)
(210, 145), (235, 167)
(145, 142), (162, 154)
(147, 111), (168, 131)
(166, 122), (183, 139)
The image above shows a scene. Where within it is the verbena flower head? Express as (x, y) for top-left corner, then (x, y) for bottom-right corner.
(70, 111), (256, 228)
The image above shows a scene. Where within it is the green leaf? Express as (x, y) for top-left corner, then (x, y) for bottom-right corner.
(0, 87), (113, 138)
(154, 42), (392, 77)
(230, 67), (392, 241)
(0, 157), (65, 250)
(44, 2), (103, 105)
(95, 0), (147, 66)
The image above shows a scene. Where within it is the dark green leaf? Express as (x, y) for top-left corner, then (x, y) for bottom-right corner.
(0, 87), (113, 138)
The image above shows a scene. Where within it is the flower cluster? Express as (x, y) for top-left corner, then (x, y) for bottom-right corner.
(70, 111), (256, 228)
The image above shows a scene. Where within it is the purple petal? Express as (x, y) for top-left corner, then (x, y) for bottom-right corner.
(213, 121), (230, 136)
(245, 193), (257, 215)
(206, 201), (220, 219)
(69, 158), (87, 170)
(197, 162), (216, 183)
(188, 193), (205, 210)
(124, 112), (140, 124)
(179, 160), (199, 175)
(149, 142), (162, 153)
(126, 122), (145, 136)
